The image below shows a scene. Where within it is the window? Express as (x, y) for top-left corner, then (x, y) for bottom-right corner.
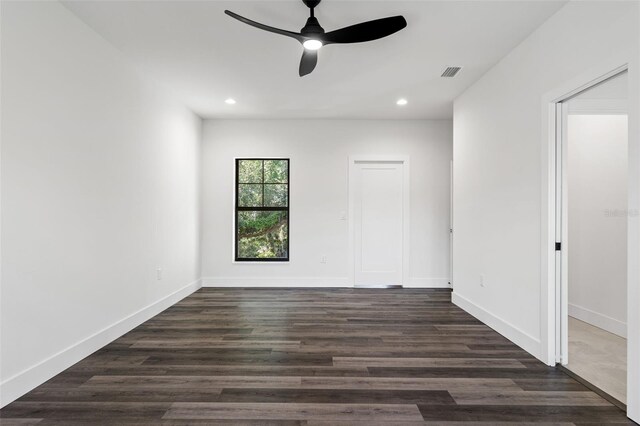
(235, 159), (289, 261)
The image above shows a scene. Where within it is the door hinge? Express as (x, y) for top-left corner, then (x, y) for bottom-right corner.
(555, 242), (562, 251)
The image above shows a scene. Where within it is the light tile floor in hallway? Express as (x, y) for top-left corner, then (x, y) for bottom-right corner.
(567, 316), (627, 404)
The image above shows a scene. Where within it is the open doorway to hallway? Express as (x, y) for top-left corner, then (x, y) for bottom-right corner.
(558, 71), (629, 405)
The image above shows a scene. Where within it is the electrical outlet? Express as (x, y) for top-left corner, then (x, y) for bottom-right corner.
(479, 274), (485, 288)
(157, 268), (163, 281)
(320, 255), (327, 264)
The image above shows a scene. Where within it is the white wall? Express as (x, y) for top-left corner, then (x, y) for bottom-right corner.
(452, 2), (640, 419)
(568, 114), (628, 338)
(201, 119), (452, 287)
(452, 0), (638, 361)
(0, 1), (202, 406)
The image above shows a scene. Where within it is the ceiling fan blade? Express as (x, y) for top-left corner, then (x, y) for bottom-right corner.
(322, 16), (407, 45)
(225, 10), (303, 42)
(299, 50), (318, 77)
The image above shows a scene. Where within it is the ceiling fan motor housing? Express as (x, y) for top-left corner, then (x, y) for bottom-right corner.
(302, 0), (322, 9)
(301, 17), (325, 36)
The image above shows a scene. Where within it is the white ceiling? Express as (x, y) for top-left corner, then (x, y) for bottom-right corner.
(63, 0), (566, 119)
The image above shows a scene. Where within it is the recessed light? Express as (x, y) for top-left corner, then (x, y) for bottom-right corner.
(225, 98), (237, 105)
(396, 98), (408, 106)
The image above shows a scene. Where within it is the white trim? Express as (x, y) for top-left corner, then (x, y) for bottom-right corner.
(452, 292), (541, 359)
(347, 155), (411, 287)
(202, 277), (450, 289)
(559, 102), (570, 365)
(567, 98), (628, 115)
(202, 277), (350, 288)
(541, 100), (558, 366)
(449, 160), (454, 289)
(404, 278), (451, 288)
(568, 304), (627, 338)
(0, 279), (202, 408)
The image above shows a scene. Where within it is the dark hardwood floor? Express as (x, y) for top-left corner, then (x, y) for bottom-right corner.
(0, 288), (634, 424)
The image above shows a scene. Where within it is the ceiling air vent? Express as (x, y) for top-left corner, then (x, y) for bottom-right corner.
(441, 67), (462, 78)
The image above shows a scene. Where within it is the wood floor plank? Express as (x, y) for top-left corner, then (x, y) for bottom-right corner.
(82, 375), (301, 389)
(367, 366), (568, 379)
(163, 402), (425, 421)
(0, 420), (43, 425)
(0, 288), (626, 423)
(36, 420), (304, 426)
(306, 422), (577, 426)
(298, 376), (521, 391)
(449, 390), (613, 406)
(217, 388), (456, 404)
(0, 402), (171, 421)
(418, 404), (631, 423)
(80, 375), (518, 392)
(513, 378), (591, 391)
(66, 365), (371, 377)
(18, 388), (223, 403)
(333, 357), (526, 368)
(130, 339), (301, 349)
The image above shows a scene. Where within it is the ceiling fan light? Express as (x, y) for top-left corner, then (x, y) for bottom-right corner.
(396, 98), (408, 106)
(303, 39), (323, 50)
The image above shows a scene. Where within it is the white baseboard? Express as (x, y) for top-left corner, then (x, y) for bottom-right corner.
(202, 277), (351, 288)
(404, 278), (451, 288)
(202, 277), (451, 289)
(0, 279), (202, 408)
(569, 303), (627, 338)
(452, 292), (542, 360)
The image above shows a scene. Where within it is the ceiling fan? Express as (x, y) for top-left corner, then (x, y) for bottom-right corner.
(225, 0), (407, 77)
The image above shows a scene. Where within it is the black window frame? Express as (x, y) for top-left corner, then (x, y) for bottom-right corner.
(235, 158), (290, 262)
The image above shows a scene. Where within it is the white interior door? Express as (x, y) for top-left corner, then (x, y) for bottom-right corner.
(353, 161), (404, 285)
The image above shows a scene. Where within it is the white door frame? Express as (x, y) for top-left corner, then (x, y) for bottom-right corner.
(540, 57), (639, 421)
(450, 160), (454, 288)
(348, 156), (410, 287)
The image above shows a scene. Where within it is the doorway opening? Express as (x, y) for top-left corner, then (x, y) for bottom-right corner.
(555, 70), (629, 406)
